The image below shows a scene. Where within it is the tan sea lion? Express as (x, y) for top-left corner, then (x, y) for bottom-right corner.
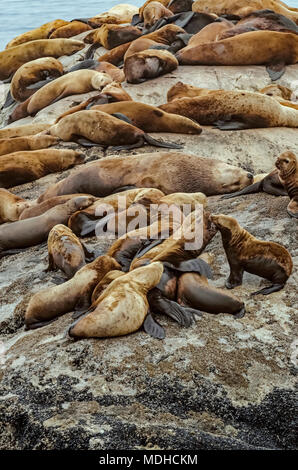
(160, 89), (298, 129)
(211, 214), (293, 295)
(124, 38), (162, 60)
(88, 4), (139, 27)
(0, 196), (95, 256)
(167, 81), (210, 101)
(38, 152), (254, 202)
(5, 19), (69, 49)
(0, 189), (32, 224)
(49, 21), (92, 39)
(47, 224), (94, 278)
(94, 62), (125, 83)
(68, 262), (164, 338)
(143, 2), (174, 28)
(275, 151), (298, 218)
(0, 149), (85, 189)
(25, 255), (120, 329)
(186, 20), (234, 46)
(124, 49), (178, 83)
(0, 123), (51, 139)
(27, 70), (112, 115)
(140, 0), (171, 19)
(10, 57), (64, 102)
(0, 135), (59, 156)
(85, 24), (142, 49)
(0, 39), (85, 81)
(260, 84), (298, 110)
(19, 194), (93, 220)
(176, 30), (298, 66)
(91, 271), (126, 304)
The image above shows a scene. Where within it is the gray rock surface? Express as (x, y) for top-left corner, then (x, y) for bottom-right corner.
(0, 52), (297, 449)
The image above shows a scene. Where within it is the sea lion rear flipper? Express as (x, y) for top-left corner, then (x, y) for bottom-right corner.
(144, 18), (167, 34)
(25, 318), (57, 331)
(51, 275), (67, 285)
(266, 62), (286, 81)
(144, 134), (183, 149)
(71, 18), (91, 25)
(148, 289), (194, 327)
(213, 119), (250, 131)
(0, 248), (29, 258)
(76, 137), (105, 148)
(251, 284), (284, 296)
(143, 312), (166, 339)
(110, 137), (145, 151)
(173, 11), (195, 29)
(221, 181), (262, 199)
(2, 91), (15, 109)
(85, 43), (100, 61)
(82, 243), (95, 262)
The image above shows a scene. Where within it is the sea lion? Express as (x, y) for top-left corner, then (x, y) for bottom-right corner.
(275, 151), (298, 218)
(167, 81), (210, 101)
(25, 255), (120, 330)
(10, 57), (64, 102)
(0, 189), (32, 224)
(192, 0), (298, 23)
(26, 70), (112, 115)
(0, 39), (85, 81)
(68, 262), (164, 338)
(211, 214), (293, 295)
(91, 101), (202, 133)
(93, 62), (125, 83)
(47, 109), (182, 150)
(19, 194), (93, 220)
(49, 21), (92, 39)
(0, 123), (51, 139)
(47, 224), (94, 278)
(88, 4), (139, 27)
(143, 2), (174, 29)
(124, 49), (178, 83)
(91, 271), (126, 304)
(0, 135), (59, 156)
(160, 89), (298, 129)
(260, 84), (298, 110)
(221, 169), (286, 199)
(85, 24), (142, 49)
(124, 38), (163, 60)
(185, 20), (234, 46)
(0, 196), (95, 256)
(38, 152), (253, 202)
(176, 30), (298, 66)
(5, 19), (69, 49)
(0, 149), (85, 189)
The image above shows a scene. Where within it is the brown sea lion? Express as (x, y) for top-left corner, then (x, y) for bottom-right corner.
(211, 214), (293, 295)
(5, 19), (69, 49)
(19, 194), (93, 220)
(221, 169), (286, 199)
(49, 21), (92, 39)
(143, 2), (174, 28)
(26, 70), (112, 115)
(88, 4), (139, 27)
(91, 101), (202, 133)
(47, 224), (94, 278)
(0, 39), (85, 81)
(0, 134), (58, 156)
(275, 151), (298, 218)
(124, 38), (163, 60)
(0, 196), (95, 256)
(25, 255), (120, 330)
(68, 262), (164, 338)
(167, 81), (209, 101)
(38, 152), (253, 202)
(192, 0), (298, 23)
(124, 49), (178, 83)
(0, 123), (51, 139)
(0, 189), (32, 224)
(160, 89), (298, 129)
(95, 62), (125, 82)
(186, 20), (234, 46)
(176, 30), (298, 66)
(85, 24), (142, 49)
(47, 109), (182, 150)
(10, 57), (64, 102)
(140, 0), (171, 19)
(0, 149), (85, 189)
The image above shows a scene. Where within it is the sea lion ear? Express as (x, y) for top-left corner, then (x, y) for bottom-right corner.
(143, 312), (166, 339)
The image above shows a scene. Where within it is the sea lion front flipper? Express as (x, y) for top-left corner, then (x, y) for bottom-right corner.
(213, 119), (250, 131)
(144, 134), (183, 149)
(25, 318), (57, 331)
(131, 14), (142, 26)
(173, 11), (195, 29)
(111, 113), (134, 125)
(251, 284), (284, 296)
(164, 258), (213, 279)
(266, 62), (286, 81)
(76, 137), (104, 148)
(148, 289), (194, 327)
(221, 181), (262, 199)
(233, 306), (246, 319)
(134, 238), (164, 260)
(143, 312), (166, 340)
(2, 91), (15, 109)
(110, 137), (145, 151)
(82, 243), (95, 262)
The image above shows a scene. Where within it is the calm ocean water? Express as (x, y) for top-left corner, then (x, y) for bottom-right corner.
(0, 0), (297, 50)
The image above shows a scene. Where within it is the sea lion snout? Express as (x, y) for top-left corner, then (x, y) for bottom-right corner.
(247, 172), (254, 180)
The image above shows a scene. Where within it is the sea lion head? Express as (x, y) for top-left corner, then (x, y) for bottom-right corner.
(275, 151), (297, 178)
(260, 84), (293, 100)
(160, 192), (207, 208)
(67, 196), (96, 212)
(91, 71), (113, 90)
(210, 214), (239, 235)
(216, 162), (254, 193)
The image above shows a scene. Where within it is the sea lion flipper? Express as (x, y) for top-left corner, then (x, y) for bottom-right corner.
(131, 14), (142, 26)
(251, 284), (284, 296)
(221, 181), (262, 199)
(111, 113), (134, 125)
(82, 243), (95, 262)
(213, 119), (250, 131)
(76, 138), (104, 148)
(143, 312), (166, 340)
(2, 91), (15, 109)
(85, 43), (100, 61)
(143, 134), (183, 149)
(233, 306), (246, 319)
(166, 258), (213, 279)
(148, 290), (194, 327)
(110, 138), (144, 151)
(73, 296), (93, 318)
(266, 62), (286, 81)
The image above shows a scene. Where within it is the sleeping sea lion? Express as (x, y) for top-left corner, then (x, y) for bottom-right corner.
(0, 134), (59, 156)
(19, 194), (94, 220)
(143, 2), (174, 29)
(0, 123), (51, 139)
(88, 4), (139, 27)
(124, 49), (178, 83)
(0, 189), (32, 224)
(5, 19), (69, 48)
(85, 24), (142, 49)
(211, 214), (293, 295)
(49, 21), (92, 38)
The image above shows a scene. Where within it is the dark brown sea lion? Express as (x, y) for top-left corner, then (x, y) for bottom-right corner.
(0, 189), (32, 224)
(19, 194), (93, 220)
(85, 24), (142, 49)
(124, 49), (178, 83)
(275, 151), (298, 218)
(0, 149), (85, 189)
(5, 19), (69, 48)
(0, 196), (95, 256)
(0, 134), (59, 156)
(38, 152), (254, 202)
(211, 214), (293, 295)
(49, 21), (92, 38)
(25, 255), (120, 330)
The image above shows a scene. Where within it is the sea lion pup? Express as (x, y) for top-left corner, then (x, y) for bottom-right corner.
(160, 89), (298, 129)
(211, 214), (293, 295)
(275, 151), (298, 218)
(0, 149), (85, 189)
(68, 262), (164, 339)
(85, 24), (143, 49)
(5, 19), (69, 49)
(92, 101), (202, 134)
(38, 152), (253, 202)
(0, 135), (59, 156)
(48, 110), (182, 150)
(0, 39), (85, 81)
(47, 224), (94, 279)
(176, 30), (298, 66)
(10, 58), (64, 103)
(0, 189), (32, 224)
(26, 70), (112, 116)
(0, 196), (95, 256)
(143, 2), (174, 29)
(19, 194), (93, 220)
(176, 272), (245, 318)
(49, 21), (92, 39)
(25, 255), (120, 330)
(260, 84), (298, 110)
(192, 0), (298, 23)
(124, 49), (179, 84)
(0, 123), (51, 139)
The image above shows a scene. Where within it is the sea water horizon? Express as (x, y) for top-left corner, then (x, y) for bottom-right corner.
(0, 0), (298, 51)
